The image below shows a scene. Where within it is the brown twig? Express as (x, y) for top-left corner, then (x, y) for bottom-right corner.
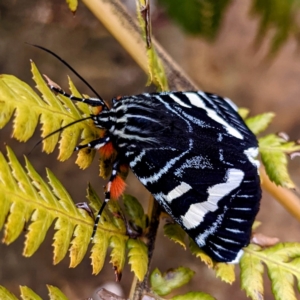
(81, 0), (197, 91)
(260, 167), (300, 221)
(129, 195), (161, 300)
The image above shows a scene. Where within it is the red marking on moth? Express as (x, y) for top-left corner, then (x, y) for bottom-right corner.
(99, 142), (115, 159)
(92, 106), (102, 115)
(116, 95), (122, 101)
(110, 175), (126, 200)
(119, 164), (129, 175)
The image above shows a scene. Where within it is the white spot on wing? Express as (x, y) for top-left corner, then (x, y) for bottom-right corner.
(174, 155), (213, 177)
(225, 228), (243, 234)
(165, 182), (192, 203)
(181, 168), (244, 229)
(140, 139), (193, 185)
(230, 218), (245, 223)
(218, 236), (239, 244)
(244, 147), (260, 169)
(228, 249), (244, 264)
(169, 93), (192, 108)
(195, 213), (224, 246)
(232, 207), (251, 211)
(224, 97), (238, 111)
(186, 92), (244, 140)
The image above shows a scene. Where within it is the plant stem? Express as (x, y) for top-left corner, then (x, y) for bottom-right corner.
(81, 0), (197, 91)
(129, 195), (161, 300)
(260, 167), (300, 221)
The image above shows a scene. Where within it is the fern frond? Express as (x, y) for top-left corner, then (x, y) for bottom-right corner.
(20, 286), (43, 300)
(245, 112), (275, 135)
(259, 134), (300, 188)
(0, 146), (149, 278)
(123, 194), (148, 230)
(47, 285), (69, 300)
(0, 62), (99, 168)
(127, 239), (148, 282)
(150, 267), (195, 296)
(87, 183), (148, 279)
(0, 285), (68, 300)
(66, 0), (78, 13)
(136, 0), (169, 91)
(164, 222), (187, 249)
(214, 263), (235, 284)
(242, 110), (300, 189)
(171, 291), (216, 300)
(241, 243), (300, 300)
(0, 286), (18, 300)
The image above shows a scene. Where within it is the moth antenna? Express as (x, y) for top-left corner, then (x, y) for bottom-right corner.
(26, 43), (109, 110)
(28, 116), (92, 155)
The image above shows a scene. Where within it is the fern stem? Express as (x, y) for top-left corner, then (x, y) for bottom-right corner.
(81, 0), (197, 91)
(260, 167), (300, 221)
(129, 195), (161, 300)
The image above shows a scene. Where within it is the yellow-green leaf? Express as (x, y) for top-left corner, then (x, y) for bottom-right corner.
(85, 184), (111, 222)
(240, 246), (264, 300)
(0, 286), (18, 300)
(110, 235), (128, 280)
(268, 263), (296, 300)
(65, 0), (78, 13)
(69, 223), (92, 267)
(47, 285), (68, 300)
(242, 243), (300, 300)
(246, 112), (275, 135)
(123, 194), (147, 230)
(136, 0), (169, 91)
(238, 107), (250, 119)
(90, 231), (110, 275)
(23, 209), (54, 256)
(0, 146), (128, 276)
(53, 216), (74, 264)
(189, 239), (213, 268)
(20, 286), (42, 300)
(107, 200), (126, 231)
(127, 239), (148, 281)
(0, 62), (99, 167)
(214, 263), (235, 284)
(150, 267), (195, 296)
(259, 134), (300, 188)
(164, 223), (187, 249)
(46, 169), (77, 213)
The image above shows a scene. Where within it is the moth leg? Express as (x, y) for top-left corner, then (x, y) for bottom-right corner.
(74, 136), (110, 151)
(91, 159), (120, 240)
(49, 84), (106, 107)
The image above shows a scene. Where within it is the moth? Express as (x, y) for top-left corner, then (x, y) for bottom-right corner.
(36, 46), (261, 263)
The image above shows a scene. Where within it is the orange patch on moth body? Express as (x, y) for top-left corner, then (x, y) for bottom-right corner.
(110, 175), (127, 200)
(91, 105), (102, 115)
(119, 164), (129, 178)
(99, 142), (116, 159)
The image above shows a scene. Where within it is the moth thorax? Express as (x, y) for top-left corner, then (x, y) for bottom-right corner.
(92, 112), (115, 130)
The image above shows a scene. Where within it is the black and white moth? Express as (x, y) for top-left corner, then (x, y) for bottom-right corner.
(51, 83), (261, 263)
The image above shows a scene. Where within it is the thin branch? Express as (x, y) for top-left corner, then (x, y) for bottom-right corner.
(129, 195), (161, 300)
(260, 167), (300, 222)
(81, 0), (198, 91)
